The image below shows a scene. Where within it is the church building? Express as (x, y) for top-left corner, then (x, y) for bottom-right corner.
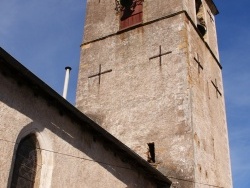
(0, 0), (232, 188)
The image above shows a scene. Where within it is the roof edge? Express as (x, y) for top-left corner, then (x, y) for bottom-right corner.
(205, 0), (219, 15)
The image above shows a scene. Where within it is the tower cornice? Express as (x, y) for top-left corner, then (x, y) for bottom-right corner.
(205, 0), (219, 15)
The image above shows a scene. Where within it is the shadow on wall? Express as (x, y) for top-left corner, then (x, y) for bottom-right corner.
(0, 73), (156, 187)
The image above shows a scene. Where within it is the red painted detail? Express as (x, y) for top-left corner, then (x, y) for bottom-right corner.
(120, 2), (143, 30)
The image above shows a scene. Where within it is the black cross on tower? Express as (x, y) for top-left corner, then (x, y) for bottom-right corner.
(194, 53), (204, 74)
(149, 45), (172, 66)
(88, 64), (112, 84)
(211, 79), (222, 98)
(207, 10), (214, 22)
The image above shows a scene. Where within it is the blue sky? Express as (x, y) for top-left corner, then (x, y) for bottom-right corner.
(0, 1), (249, 187)
(216, 1), (250, 187)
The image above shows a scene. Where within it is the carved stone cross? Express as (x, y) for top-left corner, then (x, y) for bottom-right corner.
(194, 53), (203, 74)
(88, 64), (112, 84)
(211, 79), (222, 98)
(149, 45), (172, 66)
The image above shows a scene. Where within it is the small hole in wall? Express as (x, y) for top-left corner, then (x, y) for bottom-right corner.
(199, 166), (202, 172)
(205, 171), (208, 178)
(147, 142), (155, 163)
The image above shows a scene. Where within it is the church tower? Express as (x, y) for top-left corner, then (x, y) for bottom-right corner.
(76, 0), (232, 187)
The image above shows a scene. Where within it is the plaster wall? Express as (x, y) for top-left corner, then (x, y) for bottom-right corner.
(0, 71), (158, 188)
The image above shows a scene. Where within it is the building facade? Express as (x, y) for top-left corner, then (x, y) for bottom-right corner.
(76, 0), (232, 187)
(0, 48), (171, 188)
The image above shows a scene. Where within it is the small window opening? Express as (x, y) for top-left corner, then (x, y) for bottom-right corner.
(196, 0), (206, 36)
(120, 0), (133, 8)
(147, 142), (155, 163)
(119, 0), (143, 30)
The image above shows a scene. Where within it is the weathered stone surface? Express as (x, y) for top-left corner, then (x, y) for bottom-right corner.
(77, 1), (232, 187)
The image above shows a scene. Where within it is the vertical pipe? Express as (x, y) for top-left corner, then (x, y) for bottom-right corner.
(63, 66), (72, 99)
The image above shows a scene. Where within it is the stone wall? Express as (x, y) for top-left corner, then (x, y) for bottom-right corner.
(76, 0), (232, 187)
(186, 14), (232, 187)
(77, 12), (195, 187)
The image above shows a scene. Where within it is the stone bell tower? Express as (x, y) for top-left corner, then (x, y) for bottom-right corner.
(76, 0), (232, 187)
